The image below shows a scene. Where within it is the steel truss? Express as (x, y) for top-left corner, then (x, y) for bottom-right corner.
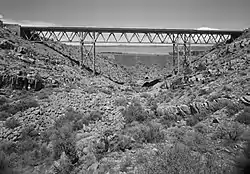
(20, 27), (242, 75)
(20, 27), (242, 44)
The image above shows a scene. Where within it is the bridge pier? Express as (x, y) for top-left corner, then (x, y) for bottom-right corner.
(92, 32), (96, 76)
(172, 35), (192, 76)
(80, 40), (84, 67)
(80, 32), (96, 76)
(177, 41), (180, 75)
(172, 36), (180, 76)
(172, 42), (176, 73)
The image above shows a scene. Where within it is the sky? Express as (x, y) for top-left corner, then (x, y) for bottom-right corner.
(0, 0), (249, 30)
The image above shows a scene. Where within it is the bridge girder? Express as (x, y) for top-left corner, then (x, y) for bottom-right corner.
(20, 27), (242, 45)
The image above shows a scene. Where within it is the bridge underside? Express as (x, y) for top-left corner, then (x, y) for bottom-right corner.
(20, 26), (243, 75)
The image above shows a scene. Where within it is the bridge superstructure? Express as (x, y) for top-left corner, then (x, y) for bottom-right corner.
(20, 26), (243, 75)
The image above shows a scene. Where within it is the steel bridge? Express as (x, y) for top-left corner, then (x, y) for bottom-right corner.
(20, 26), (243, 75)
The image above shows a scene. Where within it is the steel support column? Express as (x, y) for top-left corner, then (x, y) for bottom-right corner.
(92, 32), (96, 76)
(176, 38), (180, 75)
(172, 42), (176, 71)
(80, 40), (84, 67)
(183, 35), (191, 73)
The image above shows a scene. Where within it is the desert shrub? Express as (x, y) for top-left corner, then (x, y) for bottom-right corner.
(108, 134), (134, 152)
(135, 143), (230, 174)
(122, 101), (148, 124)
(235, 107), (250, 125)
(55, 108), (85, 131)
(12, 90), (32, 100)
(18, 143), (51, 167)
(17, 139), (39, 154)
(51, 122), (78, 164)
(36, 88), (53, 100)
(196, 63), (207, 71)
(135, 143), (199, 174)
(14, 98), (39, 112)
(225, 102), (243, 117)
(0, 151), (16, 174)
(160, 111), (179, 123)
(6, 98), (39, 115)
(39, 144), (52, 161)
(0, 95), (8, 105)
(167, 126), (187, 141)
(98, 158), (117, 174)
(146, 97), (158, 113)
(0, 103), (11, 113)
(119, 155), (133, 173)
(87, 110), (102, 122)
(52, 156), (73, 174)
(114, 97), (128, 107)
(20, 125), (40, 140)
(4, 117), (20, 129)
(233, 134), (250, 174)
(126, 121), (164, 144)
(0, 139), (52, 168)
(186, 114), (202, 127)
(194, 122), (209, 134)
(0, 141), (18, 155)
(155, 91), (173, 104)
(212, 122), (244, 143)
(92, 136), (110, 161)
(182, 131), (208, 153)
(40, 130), (52, 143)
(0, 111), (11, 121)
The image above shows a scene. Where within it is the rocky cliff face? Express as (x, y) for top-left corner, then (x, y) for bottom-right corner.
(0, 27), (131, 92)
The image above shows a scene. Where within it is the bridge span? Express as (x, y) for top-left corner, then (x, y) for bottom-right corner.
(20, 26), (243, 75)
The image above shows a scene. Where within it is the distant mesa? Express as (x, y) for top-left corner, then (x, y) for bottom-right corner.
(196, 27), (219, 31)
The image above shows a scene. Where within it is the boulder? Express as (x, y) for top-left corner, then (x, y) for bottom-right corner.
(142, 79), (161, 88)
(178, 104), (191, 115)
(240, 95), (250, 106)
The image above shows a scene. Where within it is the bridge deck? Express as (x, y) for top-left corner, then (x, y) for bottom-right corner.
(20, 26), (242, 34)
